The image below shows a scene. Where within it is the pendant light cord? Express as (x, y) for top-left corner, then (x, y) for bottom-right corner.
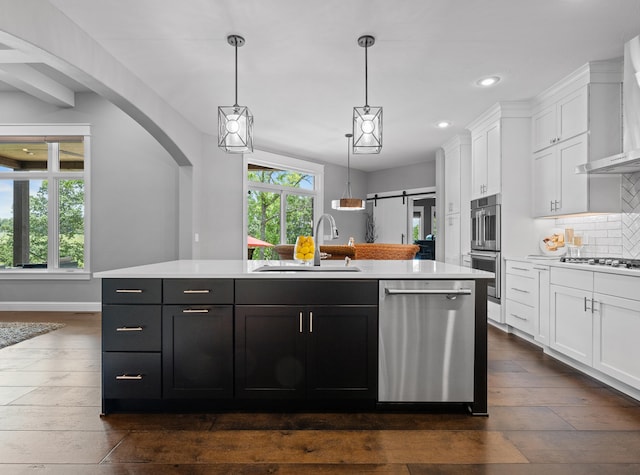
(234, 42), (239, 107)
(364, 44), (368, 108)
(346, 135), (352, 197)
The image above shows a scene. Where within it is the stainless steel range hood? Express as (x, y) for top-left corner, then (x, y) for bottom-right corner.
(577, 35), (640, 175)
(575, 148), (640, 174)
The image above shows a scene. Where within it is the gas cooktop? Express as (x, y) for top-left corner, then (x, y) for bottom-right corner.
(560, 256), (640, 269)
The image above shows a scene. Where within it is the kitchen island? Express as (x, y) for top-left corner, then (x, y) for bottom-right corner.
(95, 259), (493, 415)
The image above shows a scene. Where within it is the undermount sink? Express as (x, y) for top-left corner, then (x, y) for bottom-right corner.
(252, 264), (361, 272)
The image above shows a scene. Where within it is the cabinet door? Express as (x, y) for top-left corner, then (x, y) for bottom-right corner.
(372, 196), (408, 243)
(532, 104), (557, 152)
(444, 213), (461, 266)
(557, 134), (589, 215)
(471, 132), (487, 200)
(485, 121), (501, 196)
(306, 306), (377, 400)
(444, 145), (461, 214)
(549, 284), (593, 365)
(235, 306), (306, 399)
(162, 305), (233, 399)
(532, 148), (557, 217)
(593, 293), (640, 390)
(557, 87), (588, 143)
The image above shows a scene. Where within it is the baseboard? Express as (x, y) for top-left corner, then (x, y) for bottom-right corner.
(0, 301), (101, 312)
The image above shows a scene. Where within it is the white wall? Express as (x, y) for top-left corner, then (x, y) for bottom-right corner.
(324, 163), (367, 243)
(366, 160), (436, 194)
(0, 92), (180, 305)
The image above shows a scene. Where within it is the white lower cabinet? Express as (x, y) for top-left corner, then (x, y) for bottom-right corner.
(592, 272), (640, 390)
(504, 260), (550, 344)
(549, 282), (593, 366)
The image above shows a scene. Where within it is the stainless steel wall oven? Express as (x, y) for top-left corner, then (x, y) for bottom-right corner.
(470, 194), (501, 302)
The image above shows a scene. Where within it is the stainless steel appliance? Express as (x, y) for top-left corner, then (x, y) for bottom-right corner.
(561, 256), (640, 270)
(378, 280), (475, 403)
(471, 194), (500, 251)
(469, 250), (501, 302)
(470, 194), (501, 302)
(577, 35), (640, 174)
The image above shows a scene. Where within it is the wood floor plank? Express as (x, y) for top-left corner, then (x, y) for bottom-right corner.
(504, 431), (640, 463)
(489, 387), (637, 407)
(0, 430), (126, 464)
(408, 463), (640, 474)
(8, 386), (101, 407)
(550, 405), (640, 431)
(104, 430), (528, 464)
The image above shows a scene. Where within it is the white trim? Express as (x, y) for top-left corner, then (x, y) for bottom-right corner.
(243, 150), (325, 260)
(366, 186), (436, 199)
(0, 271), (91, 280)
(0, 301), (101, 312)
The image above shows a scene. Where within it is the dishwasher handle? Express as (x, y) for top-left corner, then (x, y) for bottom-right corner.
(385, 288), (472, 296)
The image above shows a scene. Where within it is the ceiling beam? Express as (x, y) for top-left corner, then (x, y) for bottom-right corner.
(0, 49), (34, 63)
(0, 63), (74, 107)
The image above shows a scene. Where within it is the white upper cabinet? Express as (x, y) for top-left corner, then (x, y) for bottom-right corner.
(444, 140), (461, 215)
(470, 120), (500, 200)
(531, 59), (623, 218)
(532, 87), (588, 152)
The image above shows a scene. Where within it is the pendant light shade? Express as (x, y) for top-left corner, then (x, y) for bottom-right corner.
(218, 35), (253, 153)
(353, 35), (382, 154)
(332, 133), (366, 211)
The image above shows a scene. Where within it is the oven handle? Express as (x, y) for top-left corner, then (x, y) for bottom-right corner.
(469, 251), (499, 261)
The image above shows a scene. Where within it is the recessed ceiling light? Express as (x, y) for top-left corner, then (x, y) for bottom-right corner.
(476, 76), (501, 87)
(436, 121), (452, 129)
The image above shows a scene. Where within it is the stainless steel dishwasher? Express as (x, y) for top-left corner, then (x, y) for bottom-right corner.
(378, 280), (475, 402)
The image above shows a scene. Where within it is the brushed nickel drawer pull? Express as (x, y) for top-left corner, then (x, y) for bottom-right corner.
(115, 374), (143, 380)
(511, 267), (530, 272)
(183, 289), (211, 294)
(116, 326), (143, 332)
(511, 288), (530, 293)
(310, 312), (313, 333)
(182, 309), (209, 313)
(299, 312), (303, 333)
(116, 289), (143, 293)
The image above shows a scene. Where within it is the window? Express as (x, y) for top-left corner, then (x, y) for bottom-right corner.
(244, 152), (323, 260)
(0, 126), (89, 274)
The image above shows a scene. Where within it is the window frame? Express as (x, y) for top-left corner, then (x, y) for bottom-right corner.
(0, 124), (91, 280)
(243, 151), (324, 261)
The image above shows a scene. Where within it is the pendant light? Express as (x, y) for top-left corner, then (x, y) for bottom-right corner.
(353, 35), (382, 154)
(218, 34), (253, 153)
(332, 133), (366, 210)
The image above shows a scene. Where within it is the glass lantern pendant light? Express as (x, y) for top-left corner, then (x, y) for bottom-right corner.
(332, 133), (366, 210)
(218, 35), (253, 153)
(353, 35), (382, 154)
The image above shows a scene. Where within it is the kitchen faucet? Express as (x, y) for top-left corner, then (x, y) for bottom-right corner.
(313, 213), (339, 266)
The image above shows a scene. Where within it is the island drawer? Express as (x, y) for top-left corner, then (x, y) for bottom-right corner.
(235, 279), (378, 305)
(102, 352), (161, 399)
(102, 305), (161, 352)
(102, 279), (162, 304)
(163, 279), (234, 304)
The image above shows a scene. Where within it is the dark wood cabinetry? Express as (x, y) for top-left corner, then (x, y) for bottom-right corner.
(235, 279), (378, 402)
(102, 277), (378, 412)
(162, 305), (233, 399)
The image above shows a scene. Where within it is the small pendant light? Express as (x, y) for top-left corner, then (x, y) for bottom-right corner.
(218, 35), (253, 153)
(353, 35), (382, 154)
(332, 133), (366, 210)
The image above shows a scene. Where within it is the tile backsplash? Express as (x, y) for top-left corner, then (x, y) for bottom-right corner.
(553, 171), (640, 259)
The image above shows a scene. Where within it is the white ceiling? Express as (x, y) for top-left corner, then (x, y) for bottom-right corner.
(3, 0), (640, 171)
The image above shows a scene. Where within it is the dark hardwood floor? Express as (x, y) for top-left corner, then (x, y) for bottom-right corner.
(1, 311), (640, 474)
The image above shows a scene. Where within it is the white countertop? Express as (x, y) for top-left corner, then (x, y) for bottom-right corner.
(507, 256), (640, 278)
(93, 259), (494, 280)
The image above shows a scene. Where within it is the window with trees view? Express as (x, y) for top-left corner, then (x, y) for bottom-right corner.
(247, 159), (320, 260)
(0, 133), (88, 272)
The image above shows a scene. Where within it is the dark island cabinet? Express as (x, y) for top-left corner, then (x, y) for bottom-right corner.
(102, 279), (163, 408)
(234, 279), (379, 402)
(235, 305), (377, 400)
(162, 305), (233, 399)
